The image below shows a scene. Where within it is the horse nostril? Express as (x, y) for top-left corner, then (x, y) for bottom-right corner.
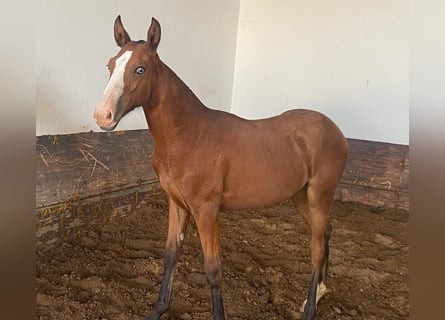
(93, 107), (115, 126)
(105, 110), (113, 121)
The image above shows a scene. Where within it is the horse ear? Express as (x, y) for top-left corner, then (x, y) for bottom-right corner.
(147, 17), (161, 51)
(114, 15), (131, 48)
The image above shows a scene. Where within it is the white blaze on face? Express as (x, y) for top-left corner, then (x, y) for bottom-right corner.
(102, 50), (133, 105)
(94, 50), (133, 129)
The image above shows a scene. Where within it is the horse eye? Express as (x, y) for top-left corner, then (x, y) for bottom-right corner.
(135, 66), (145, 75)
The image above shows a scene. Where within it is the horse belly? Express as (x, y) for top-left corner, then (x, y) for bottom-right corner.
(221, 157), (307, 210)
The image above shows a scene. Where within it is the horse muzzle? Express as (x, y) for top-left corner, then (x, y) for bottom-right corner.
(93, 106), (118, 131)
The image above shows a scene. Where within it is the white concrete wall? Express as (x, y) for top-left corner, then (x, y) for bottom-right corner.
(231, 0), (408, 144)
(37, 0), (409, 145)
(36, 0), (240, 135)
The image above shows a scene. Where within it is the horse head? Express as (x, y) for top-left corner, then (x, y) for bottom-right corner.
(93, 16), (161, 131)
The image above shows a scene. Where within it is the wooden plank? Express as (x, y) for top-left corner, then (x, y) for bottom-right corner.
(36, 130), (158, 208)
(335, 138), (409, 210)
(35, 130), (409, 253)
(36, 130), (162, 253)
(340, 139), (408, 191)
(36, 182), (163, 253)
(336, 182), (409, 211)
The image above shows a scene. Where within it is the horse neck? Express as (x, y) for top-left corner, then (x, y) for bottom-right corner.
(143, 59), (208, 154)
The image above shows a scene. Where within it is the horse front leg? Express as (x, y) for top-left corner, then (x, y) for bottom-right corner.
(193, 202), (225, 320)
(145, 199), (190, 320)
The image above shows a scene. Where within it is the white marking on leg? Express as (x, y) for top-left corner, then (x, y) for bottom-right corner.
(179, 233), (184, 242)
(299, 282), (328, 312)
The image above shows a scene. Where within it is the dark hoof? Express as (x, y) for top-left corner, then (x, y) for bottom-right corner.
(302, 305), (316, 320)
(302, 313), (316, 320)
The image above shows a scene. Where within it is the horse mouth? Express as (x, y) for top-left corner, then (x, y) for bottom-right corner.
(95, 112), (122, 131)
(99, 121), (119, 132)
(99, 122), (118, 131)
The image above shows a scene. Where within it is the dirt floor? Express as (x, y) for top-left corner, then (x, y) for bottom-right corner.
(36, 198), (409, 320)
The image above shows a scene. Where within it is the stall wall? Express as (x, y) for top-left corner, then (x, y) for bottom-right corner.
(37, 0), (409, 145)
(231, 0), (408, 144)
(37, 0), (240, 135)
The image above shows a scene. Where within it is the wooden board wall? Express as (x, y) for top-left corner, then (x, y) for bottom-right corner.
(336, 139), (409, 211)
(36, 130), (409, 253)
(36, 130), (162, 253)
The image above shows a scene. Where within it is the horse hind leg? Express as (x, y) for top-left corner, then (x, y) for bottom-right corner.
(294, 182), (334, 319)
(293, 187), (327, 312)
(299, 222), (332, 313)
(320, 222), (332, 286)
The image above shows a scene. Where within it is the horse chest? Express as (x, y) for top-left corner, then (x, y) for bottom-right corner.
(152, 157), (192, 209)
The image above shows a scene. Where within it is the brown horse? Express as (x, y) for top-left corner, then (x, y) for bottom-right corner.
(93, 16), (348, 320)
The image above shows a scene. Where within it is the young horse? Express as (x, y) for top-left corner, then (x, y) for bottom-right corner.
(93, 16), (348, 320)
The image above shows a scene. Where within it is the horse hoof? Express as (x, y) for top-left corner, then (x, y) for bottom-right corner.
(302, 313), (316, 320)
(302, 302), (317, 320)
(302, 309), (316, 320)
(144, 312), (160, 320)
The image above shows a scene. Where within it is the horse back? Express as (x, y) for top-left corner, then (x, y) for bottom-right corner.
(209, 109), (348, 210)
